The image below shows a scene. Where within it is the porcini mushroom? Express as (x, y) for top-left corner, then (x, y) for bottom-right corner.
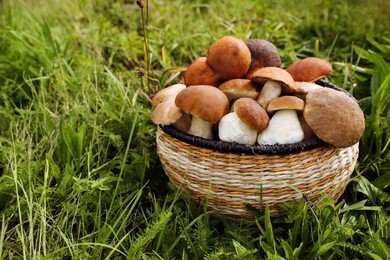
(244, 39), (282, 78)
(219, 98), (269, 145)
(303, 87), (365, 148)
(206, 36), (251, 80)
(234, 98), (269, 132)
(286, 57), (333, 82)
(151, 98), (191, 132)
(218, 79), (260, 101)
(175, 85), (229, 139)
(249, 67), (298, 93)
(151, 84), (191, 132)
(183, 57), (220, 87)
(257, 96), (305, 145)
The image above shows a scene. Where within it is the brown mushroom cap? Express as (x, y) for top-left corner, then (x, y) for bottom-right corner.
(218, 79), (260, 101)
(303, 87), (365, 148)
(234, 98), (269, 132)
(152, 84), (186, 106)
(286, 57), (333, 82)
(206, 36), (251, 80)
(244, 39), (282, 78)
(249, 67), (298, 93)
(183, 57), (220, 87)
(175, 85), (230, 123)
(267, 96), (305, 113)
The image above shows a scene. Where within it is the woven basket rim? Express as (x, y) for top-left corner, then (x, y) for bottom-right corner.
(159, 79), (347, 155)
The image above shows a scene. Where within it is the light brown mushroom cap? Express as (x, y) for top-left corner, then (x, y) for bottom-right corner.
(286, 57), (333, 82)
(152, 84), (186, 106)
(244, 39), (282, 78)
(218, 79), (260, 101)
(206, 36), (251, 80)
(303, 87), (365, 148)
(175, 85), (230, 123)
(234, 98), (269, 132)
(249, 67), (298, 93)
(295, 82), (323, 93)
(183, 57), (220, 87)
(293, 82), (324, 99)
(267, 96), (305, 113)
(152, 97), (183, 125)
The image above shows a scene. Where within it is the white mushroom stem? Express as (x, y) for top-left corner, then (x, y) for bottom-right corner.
(257, 110), (304, 145)
(218, 112), (257, 145)
(257, 80), (282, 109)
(188, 116), (213, 139)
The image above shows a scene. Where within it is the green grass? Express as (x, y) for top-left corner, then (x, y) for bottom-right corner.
(0, 0), (389, 259)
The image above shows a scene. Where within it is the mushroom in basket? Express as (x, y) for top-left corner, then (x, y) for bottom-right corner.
(151, 83), (191, 132)
(183, 57), (220, 87)
(257, 95), (305, 145)
(244, 38), (282, 78)
(303, 87), (365, 148)
(219, 97), (269, 145)
(206, 36), (252, 80)
(249, 66), (298, 109)
(175, 85), (229, 140)
(287, 57), (333, 82)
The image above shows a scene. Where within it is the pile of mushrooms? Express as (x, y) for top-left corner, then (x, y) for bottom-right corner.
(151, 36), (365, 148)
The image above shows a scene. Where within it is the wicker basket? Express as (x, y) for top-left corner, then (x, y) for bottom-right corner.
(155, 80), (360, 221)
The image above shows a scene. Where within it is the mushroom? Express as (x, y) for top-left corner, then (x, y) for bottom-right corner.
(206, 36), (251, 80)
(244, 39), (282, 78)
(175, 85), (230, 139)
(219, 98), (269, 145)
(249, 67), (298, 94)
(303, 87), (365, 148)
(151, 84), (191, 132)
(183, 57), (220, 87)
(286, 57), (333, 82)
(152, 98), (191, 132)
(257, 96), (305, 145)
(218, 79), (260, 102)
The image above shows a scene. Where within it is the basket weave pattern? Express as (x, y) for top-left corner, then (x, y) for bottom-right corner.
(156, 127), (359, 220)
